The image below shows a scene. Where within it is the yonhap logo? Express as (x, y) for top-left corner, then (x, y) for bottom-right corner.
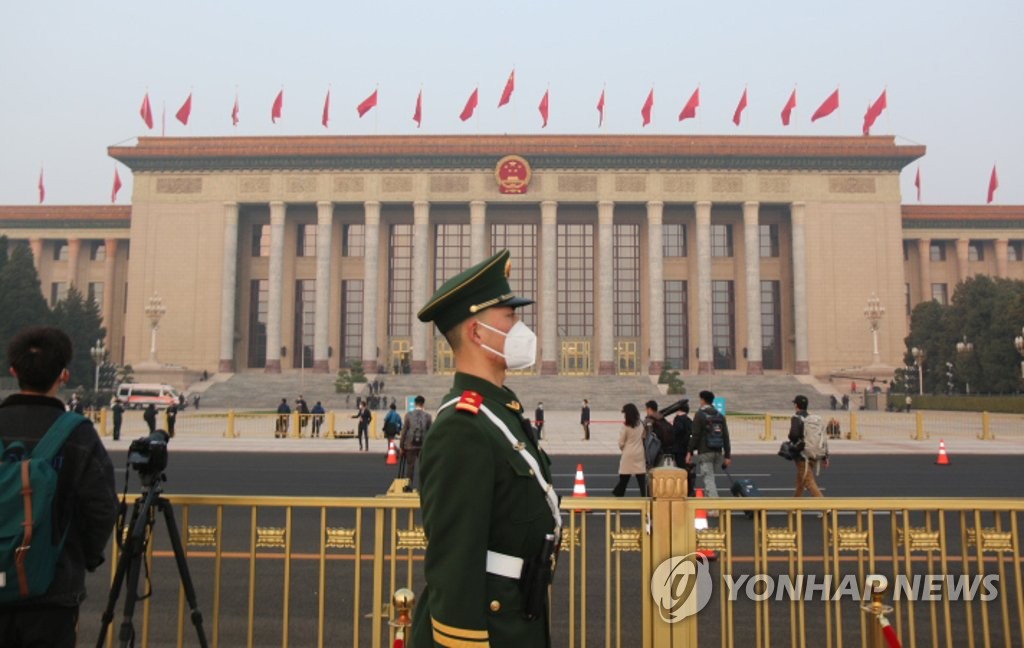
(650, 553), (714, 622)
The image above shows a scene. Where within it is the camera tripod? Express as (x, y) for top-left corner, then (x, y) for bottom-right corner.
(96, 473), (208, 648)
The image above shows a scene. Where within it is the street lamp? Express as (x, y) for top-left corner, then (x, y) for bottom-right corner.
(954, 336), (973, 394)
(145, 292), (167, 363)
(911, 347), (925, 396)
(1014, 326), (1024, 379)
(863, 294), (885, 365)
(90, 339), (106, 392)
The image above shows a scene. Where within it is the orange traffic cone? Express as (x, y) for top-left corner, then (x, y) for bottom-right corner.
(386, 440), (398, 465)
(935, 439), (950, 466)
(693, 488), (717, 561)
(572, 463), (587, 497)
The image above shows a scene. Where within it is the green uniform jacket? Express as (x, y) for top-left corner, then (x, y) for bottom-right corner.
(411, 372), (556, 648)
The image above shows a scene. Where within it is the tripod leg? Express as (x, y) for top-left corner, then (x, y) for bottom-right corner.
(95, 498), (143, 648)
(158, 497), (209, 648)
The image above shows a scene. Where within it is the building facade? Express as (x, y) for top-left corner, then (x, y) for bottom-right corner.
(2, 135), (1022, 378)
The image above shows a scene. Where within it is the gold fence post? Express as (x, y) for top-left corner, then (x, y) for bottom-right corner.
(913, 411), (926, 440)
(761, 414), (774, 441)
(371, 412), (378, 440)
(979, 411), (994, 440)
(99, 408), (108, 436)
(849, 411), (860, 440)
(860, 575), (893, 648)
(225, 410), (235, 438)
(648, 466), (696, 647)
(327, 411), (336, 438)
(291, 411), (300, 438)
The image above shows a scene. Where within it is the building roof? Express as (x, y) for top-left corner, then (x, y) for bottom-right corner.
(0, 205), (131, 229)
(902, 205), (1024, 229)
(109, 134), (926, 173)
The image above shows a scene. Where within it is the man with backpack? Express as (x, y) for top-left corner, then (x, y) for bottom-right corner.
(685, 390), (731, 500)
(789, 395), (829, 497)
(643, 400), (674, 468)
(0, 326), (118, 647)
(399, 395), (432, 492)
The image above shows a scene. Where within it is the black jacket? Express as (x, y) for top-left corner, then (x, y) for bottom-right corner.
(688, 405), (731, 458)
(0, 393), (118, 607)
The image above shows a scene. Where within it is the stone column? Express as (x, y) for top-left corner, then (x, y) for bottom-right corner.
(956, 238), (970, 284)
(995, 238), (1009, 278)
(791, 202), (810, 375)
(103, 238), (120, 349)
(695, 201), (713, 374)
(916, 238), (931, 304)
(540, 201), (558, 375)
(362, 201), (381, 374)
(743, 201), (763, 374)
(411, 201), (430, 374)
(66, 238), (81, 288)
(264, 201), (286, 373)
(646, 201), (665, 375)
(597, 201), (615, 375)
(218, 204), (239, 372)
(28, 238), (43, 271)
(313, 201), (333, 373)
(470, 200), (487, 265)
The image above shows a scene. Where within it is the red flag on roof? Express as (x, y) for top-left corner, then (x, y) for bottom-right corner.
(641, 89), (654, 126)
(321, 89), (331, 127)
(140, 92), (154, 129)
(538, 89), (550, 128)
(498, 69), (515, 107)
(231, 93), (240, 126)
(781, 88), (797, 126)
(678, 87), (700, 121)
(596, 88), (606, 127)
(732, 88), (748, 126)
(271, 90), (283, 123)
(811, 88), (840, 122)
(914, 167), (921, 202)
(460, 88), (479, 121)
(357, 89), (378, 118)
(112, 167), (123, 203)
(862, 89), (887, 135)
(37, 168), (45, 204)
(987, 165), (999, 204)
(175, 92), (192, 126)
(413, 89), (423, 128)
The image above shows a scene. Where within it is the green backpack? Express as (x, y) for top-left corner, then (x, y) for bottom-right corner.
(0, 411), (83, 602)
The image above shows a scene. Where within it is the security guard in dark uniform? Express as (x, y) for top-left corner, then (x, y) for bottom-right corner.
(411, 249), (561, 647)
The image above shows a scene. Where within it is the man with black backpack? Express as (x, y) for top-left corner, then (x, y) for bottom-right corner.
(0, 326), (118, 647)
(399, 395), (432, 492)
(789, 395), (829, 497)
(685, 390), (731, 501)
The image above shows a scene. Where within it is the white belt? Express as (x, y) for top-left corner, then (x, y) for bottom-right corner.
(486, 550), (524, 580)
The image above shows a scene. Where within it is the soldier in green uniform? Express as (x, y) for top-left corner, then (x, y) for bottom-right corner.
(411, 249), (561, 648)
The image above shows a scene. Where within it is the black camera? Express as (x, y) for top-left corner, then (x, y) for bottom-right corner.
(658, 398), (689, 418)
(128, 430), (169, 476)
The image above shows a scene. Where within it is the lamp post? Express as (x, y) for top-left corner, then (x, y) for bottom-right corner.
(911, 347), (925, 396)
(863, 294), (885, 365)
(145, 292), (167, 364)
(90, 339), (106, 392)
(1014, 327), (1024, 380)
(956, 335), (974, 394)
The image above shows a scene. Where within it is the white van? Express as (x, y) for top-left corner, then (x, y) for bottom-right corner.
(115, 383), (179, 410)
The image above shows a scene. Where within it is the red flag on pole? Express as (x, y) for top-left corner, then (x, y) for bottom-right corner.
(498, 69), (515, 107)
(271, 90), (284, 123)
(357, 89), (378, 118)
(231, 93), (240, 126)
(781, 88), (797, 126)
(111, 167), (123, 203)
(732, 88), (748, 126)
(641, 89), (654, 127)
(914, 167), (921, 202)
(321, 89), (331, 127)
(596, 88), (606, 127)
(811, 88), (840, 122)
(175, 92), (192, 126)
(140, 92), (154, 129)
(37, 168), (45, 204)
(862, 89), (887, 135)
(987, 165), (999, 204)
(678, 87), (700, 121)
(413, 89), (423, 128)
(538, 89), (550, 128)
(460, 88), (479, 122)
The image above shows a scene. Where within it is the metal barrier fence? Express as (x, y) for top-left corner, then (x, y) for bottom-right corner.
(80, 470), (1024, 647)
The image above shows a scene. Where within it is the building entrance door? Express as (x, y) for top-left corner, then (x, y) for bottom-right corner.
(560, 339), (592, 375)
(390, 338), (412, 374)
(616, 339), (639, 375)
(433, 337), (455, 375)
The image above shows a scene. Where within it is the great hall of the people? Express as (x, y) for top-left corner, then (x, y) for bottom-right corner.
(1, 135), (1022, 378)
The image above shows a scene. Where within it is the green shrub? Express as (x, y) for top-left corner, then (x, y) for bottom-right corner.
(887, 394), (1024, 414)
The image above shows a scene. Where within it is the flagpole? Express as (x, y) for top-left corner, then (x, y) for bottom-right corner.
(161, 101), (166, 137)
(374, 85), (379, 136)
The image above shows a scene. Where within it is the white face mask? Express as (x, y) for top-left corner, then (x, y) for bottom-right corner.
(475, 319), (537, 370)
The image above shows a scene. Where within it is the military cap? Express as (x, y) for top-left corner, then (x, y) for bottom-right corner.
(418, 249), (533, 333)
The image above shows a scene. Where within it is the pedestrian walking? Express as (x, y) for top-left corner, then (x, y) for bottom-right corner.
(275, 398), (290, 438)
(143, 402), (157, 434)
(534, 402), (545, 440)
(311, 401), (325, 437)
(111, 398), (124, 440)
(353, 402), (371, 450)
(790, 395), (829, 498)
(612, 403), (647, 496)
(685, 390), (731, 501)
(580, 398), (591, 440)
(165, 402), (178, 438)
(399, 395), (432, 491)
(383, 402), (402, 442)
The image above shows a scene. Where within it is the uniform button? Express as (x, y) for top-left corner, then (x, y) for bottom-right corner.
(528, 469), (535, 476)
(490, 600), (502, 612)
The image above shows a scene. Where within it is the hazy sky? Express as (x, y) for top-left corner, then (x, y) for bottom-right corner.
(2, 1), (1021, 205)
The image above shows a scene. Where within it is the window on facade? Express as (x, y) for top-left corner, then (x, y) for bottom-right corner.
(905, 283), (912, 317)
(759, 224), (779, 258)
(293, 279), (316, 368)
(252, 224), (270, 257)
(902, 241), (912, 261)
(613, 224), (640, 338)
(1009, 241), (1024, 262)
(434, 224), (470, 289)
(968, 241), (984, 261)
(557, 223), (594, 337)
(491, 223), (538, 329)
(90, 242), (106, 261)
(297, 224), (317, 257)
(711, 280), (735, 369)
(663, 280), (689, 370)
(929, 241), (946, 262)
(662, 223), (687, 257)
(388, 225), (413, 337)
(340, 280), (364, 367)
(760, 280), (781, 370)
(50, 282), (68, 306)
(53, 241), (68, 261)
(342, 224), (365, 256)
(931, 283), (948, 305)
(87, 282), (104, 308)
(247, 279), (268, 368)
(711, 224), (733, 258)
